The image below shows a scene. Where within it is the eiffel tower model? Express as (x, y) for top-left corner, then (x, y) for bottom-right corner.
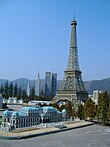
(53, 19), (88, 108)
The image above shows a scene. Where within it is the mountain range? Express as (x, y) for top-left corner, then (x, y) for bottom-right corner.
(84, 77), (110, 94)
(0, 77), (110, 94)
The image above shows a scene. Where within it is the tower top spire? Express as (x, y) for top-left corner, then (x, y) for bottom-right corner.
(67, 17), (79, 71)
(36, 72), (40, 79)
(71, 14), (77, 25)
(73, 13), (75, 20)
(37, 72), (39, 77)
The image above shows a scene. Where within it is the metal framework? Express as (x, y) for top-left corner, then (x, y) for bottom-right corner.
(53, 19), (88, 108)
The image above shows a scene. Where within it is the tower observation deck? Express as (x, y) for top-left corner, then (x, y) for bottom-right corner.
(53, 19), (88, 108)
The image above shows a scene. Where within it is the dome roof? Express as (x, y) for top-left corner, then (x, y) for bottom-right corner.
(18, 112), (26, 117)
(42, 106), (57, 113)
(21, 106), (41, 111)
(62, 109), (67, 114)
(12, 112), (19, 117)
(3, 110), (11, 116)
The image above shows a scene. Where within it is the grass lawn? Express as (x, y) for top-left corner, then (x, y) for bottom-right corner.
(11, 127), (40, 133)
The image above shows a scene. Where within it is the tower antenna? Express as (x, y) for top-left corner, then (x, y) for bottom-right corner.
(73, 13), (75, 21)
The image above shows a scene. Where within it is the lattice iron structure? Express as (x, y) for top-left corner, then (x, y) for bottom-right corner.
(53, 19), (88, 108)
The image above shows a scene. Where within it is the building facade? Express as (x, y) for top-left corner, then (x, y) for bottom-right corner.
(51, 73), (57, 98)
(3, 97), (23, 104)
(2, 106), (62, 131)
(89, 90), (102, 105)
(28, 100), (51, 106)
(45, 72), (51, 100)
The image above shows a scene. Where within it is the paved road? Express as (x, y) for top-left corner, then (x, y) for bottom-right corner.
(0, 125), (110, 147)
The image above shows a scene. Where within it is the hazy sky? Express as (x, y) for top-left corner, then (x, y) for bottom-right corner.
(0, 0), (110, 81)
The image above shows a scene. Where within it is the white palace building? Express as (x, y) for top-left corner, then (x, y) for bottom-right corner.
(1, 106), (66, 131)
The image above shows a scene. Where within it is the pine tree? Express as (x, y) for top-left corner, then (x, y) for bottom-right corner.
(101, 92), (109, 125)
(52, 102), (59, 109)
(30, 86), (35, 99)
(108, 100), (110, 124)
(77, 104), (85, 120)
(17, 86), (22, 99)
(59, 105), (65, 112)
(65, 102), (74, 118)
(97, 92), (109, 125)
(4, 80), (9, 99)
(97, 92), (103, 123)
(84, 98), (96, 120)
(13, 83), (18, 97)
(9, 82), (13, 97)
(21, 89), (28, 102)
(40, 90), (44, 100)
(0, 84), (4, 96)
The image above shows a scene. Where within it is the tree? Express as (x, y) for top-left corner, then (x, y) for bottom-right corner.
(21, 89), (27, 102)
(59, 105), (65, 112)
(13, 83), (18, 97)
(4, 80), (9, 98)
(2, 103), (8, 108)
(101, 92), (108, 125)
(17, 86), (22, 99)
(77, 104), (85, 120)
(97, 92), (109, 125)
(84, 98), (96, 120)
(40, 90), (45, 101)
(52, 102), (59, 109)
(96, 93), (102, 123)
(9, 82), (13, 97)
(30, 86), (35, 99)
(108, 100), (110, 124)
(0, 84), (4, 96)
(65, 102), (74, 118)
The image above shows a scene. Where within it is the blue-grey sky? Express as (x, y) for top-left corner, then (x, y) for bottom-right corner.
(0, 0), (110, 81)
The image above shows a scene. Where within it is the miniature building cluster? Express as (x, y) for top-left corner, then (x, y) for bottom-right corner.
(3, 97), (23, 104)
(1, 106), (65, 131)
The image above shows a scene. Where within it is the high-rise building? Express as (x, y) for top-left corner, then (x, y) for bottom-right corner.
(53, 19), (88, 109)
(35, 73), (40, 97)
(51, 73), (57, 98)
(45, 72), (51, 100)
(27, 82), (30, 97)
(93, 90), (102, 105)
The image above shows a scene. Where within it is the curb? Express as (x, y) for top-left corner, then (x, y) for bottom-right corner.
(0, 123), (94, 140)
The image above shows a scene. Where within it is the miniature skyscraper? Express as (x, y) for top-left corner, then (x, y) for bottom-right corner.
(27, 82), (30, 97)
(35, 73), (40, 97)
(51, 73), (57, 98)
(45, 72), (51, 100)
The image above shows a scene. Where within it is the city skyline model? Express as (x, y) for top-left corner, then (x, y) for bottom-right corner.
(53, 18), (88, 108)
(25, 71), (58, 98)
